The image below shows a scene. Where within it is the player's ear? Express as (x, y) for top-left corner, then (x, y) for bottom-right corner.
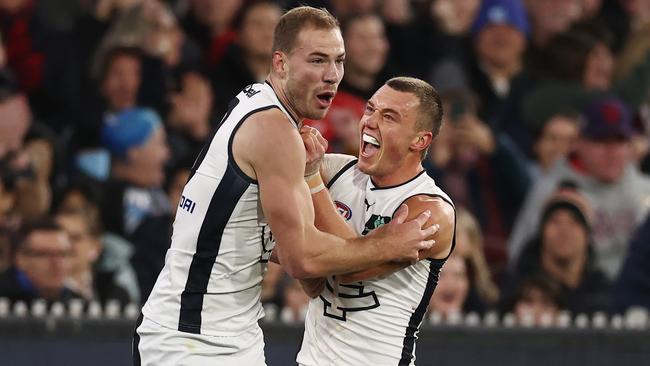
(272, 51), (287, 77)
(410, 132), (432, 153)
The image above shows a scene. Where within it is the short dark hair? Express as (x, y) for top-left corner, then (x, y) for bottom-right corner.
(272, 6), (339, 53)
(385, 77), (443, 160)
(14, 218), (65, 253)
(96, 45), (142, 84)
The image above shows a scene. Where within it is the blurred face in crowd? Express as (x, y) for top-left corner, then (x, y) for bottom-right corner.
(576, 137), (631, 182)
(101, 53), (141, 111)
(16, 229), (72, 299)
(534, 115), (579, 171)
(514, 285), (559, 326)
(127, 126), (170, 187)
(344, 14), (389, 78)
(56, 214), (101, 277)
(144, 0), (183, 67)
(431, 0), (481, 35)
(0, 94), (31, 160)
(583, 43), (613, 90)
(191, 0), (242, 30)
(526, 0), (581, 41)
(358, 85), (427, 181)
(428, 256), (469, 316)
(542, 209), (588, 263)
(476, 24), (526, 70)
(277, 26), (345, 120)
(239, 2), (282, 59)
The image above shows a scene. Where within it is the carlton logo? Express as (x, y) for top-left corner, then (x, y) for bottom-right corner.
(334, 201), (352, 221)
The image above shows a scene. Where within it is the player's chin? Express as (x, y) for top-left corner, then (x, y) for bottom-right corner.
(305, 107), (329, 120)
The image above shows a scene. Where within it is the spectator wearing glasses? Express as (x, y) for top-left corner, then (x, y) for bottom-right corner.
(0, 218), (81, 304)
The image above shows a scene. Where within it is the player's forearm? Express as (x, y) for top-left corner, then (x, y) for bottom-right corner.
(311, 189), (356, 239)
(291, 231), (390, 278)
(339, 262), (410, 283)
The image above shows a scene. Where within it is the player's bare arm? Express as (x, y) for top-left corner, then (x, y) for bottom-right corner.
(233, 109), (437, 278)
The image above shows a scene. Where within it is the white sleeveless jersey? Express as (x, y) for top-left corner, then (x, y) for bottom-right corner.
(297, 159), (455, 366)
(142, 82), (297, 336)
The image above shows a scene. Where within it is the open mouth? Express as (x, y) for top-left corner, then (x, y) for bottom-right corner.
(361, 133), (380, 157)
(316, 91), (335, 108)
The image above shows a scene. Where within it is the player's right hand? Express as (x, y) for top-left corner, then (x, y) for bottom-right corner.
(300, 125), (328, 177)
(372, 204), (439, 264)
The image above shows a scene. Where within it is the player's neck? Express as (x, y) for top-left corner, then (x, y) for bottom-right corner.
(266, 75), (303, 125)
(371, 162), (424, 188)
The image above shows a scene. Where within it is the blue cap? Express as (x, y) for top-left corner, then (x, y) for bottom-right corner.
(101, 108), (162, 159)
(471, 0), (530, 36)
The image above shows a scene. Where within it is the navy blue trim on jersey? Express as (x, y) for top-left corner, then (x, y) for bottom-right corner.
(132, 313), (144, 365)
(178, 163), (251, 334)
(326, 159), (358, 189)
(264, 80), (300, 128)
(370, 170), (427, 191)
(398, 260), (440, 365)
(227, 105), (280, 185)
(188, 97), (240, 183)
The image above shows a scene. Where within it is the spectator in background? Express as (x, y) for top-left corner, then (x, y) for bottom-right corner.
(55, 210), (131, 305)
(505, 185), (611, 315)
(509, 273), (563, 326)
(210, 0), (282, 118)
(57, 177), (140, 303)
(543, 24), (614, 91)
(0, 89), (53, 222)
(524, 0), (582, 72)
(425, 88), (530, 276)
(455, 207), (500, 313)
(427, 255), (470, 320)
(612, 212), (650, 313)
(467, 0), (529, 124)
(181, 0), (243, 68)
(529, 112), (581, 179)
(0, 166), (17, 271)
(338, 12), (391, 100)
(100, 108), (171, 300)
(0, 219), (80, 304)
(509, 97), (650, 280)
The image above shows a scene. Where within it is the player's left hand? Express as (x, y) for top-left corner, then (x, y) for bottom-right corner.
(300, 125), (328, 177)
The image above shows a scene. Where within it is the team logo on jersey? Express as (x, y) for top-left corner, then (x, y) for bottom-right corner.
(361, 214), (391, 235)
(334, 201), (352, 221)
(320, 278), (380, 321)
(243, 84), (260, 98)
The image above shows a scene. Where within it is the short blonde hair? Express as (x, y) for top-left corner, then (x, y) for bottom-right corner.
(272, 6), (339, 53)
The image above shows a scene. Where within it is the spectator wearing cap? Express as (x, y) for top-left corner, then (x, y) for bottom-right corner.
(100, 108), (171, 301)
(466, 0), (529, 124)
(502, 184), (611, 315)
(509, 97), (650, 280)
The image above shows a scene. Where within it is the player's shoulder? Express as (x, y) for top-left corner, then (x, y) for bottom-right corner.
(322, 153), (358, 186)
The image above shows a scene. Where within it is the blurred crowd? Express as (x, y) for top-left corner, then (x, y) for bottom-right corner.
(1, 0), (650, 326)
